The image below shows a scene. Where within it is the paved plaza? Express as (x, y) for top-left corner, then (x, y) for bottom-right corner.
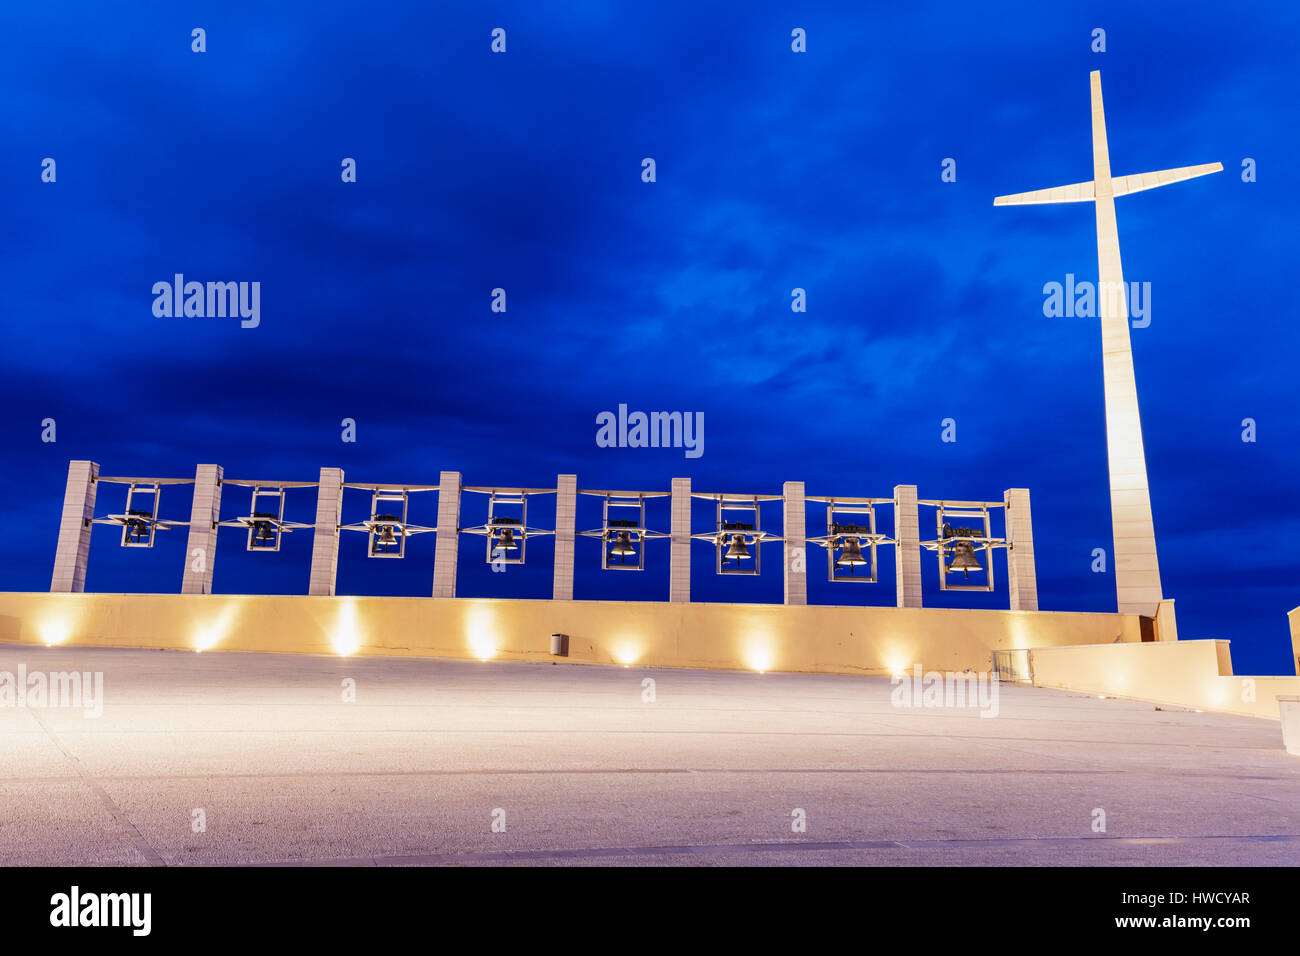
(2, 644), (1298, 866)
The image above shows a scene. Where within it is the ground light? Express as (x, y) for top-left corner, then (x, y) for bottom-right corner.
(332, 601), (361, 656)
(193, 603), (241, 653)
(40, 619), (71, 647)
(612, 640), (643, 667)
(465, 605), (497, 661)
(744, 640), (775, 674)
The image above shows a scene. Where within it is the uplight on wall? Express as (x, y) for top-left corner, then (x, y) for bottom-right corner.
(612, 640), (644, 667)
(194, 626), (220, 653)
(466, 605), (498, 661)
(744, 639), (775, 675)
(333, 601), (362, 657)
(193, 604), (240, 653)
(39, 619), (72, 648)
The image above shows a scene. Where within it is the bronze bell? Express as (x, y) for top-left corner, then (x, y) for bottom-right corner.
(609, 530), (636, 556)
(723, 533), (752, 563)
(375, 524), (398, 548)
(946, 539), (982, 578)
(495, 527), (519, 551)
(837, 535), (867, 571)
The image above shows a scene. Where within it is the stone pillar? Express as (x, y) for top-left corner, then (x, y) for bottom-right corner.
(1155, 598), (1179, 643)
(50, 460), (99, 593)
(670, 478), (691, 603)
(181, 464), (223, 594)
(1289, 607), (1300, 676)
(432, 470), (462, 599)
(782, 481), (807, 606)
(1003, 487), (1038, 612)
(309, 467), (345, 596)
(553, 474), (577, 601)
(893, 484), (922, 609)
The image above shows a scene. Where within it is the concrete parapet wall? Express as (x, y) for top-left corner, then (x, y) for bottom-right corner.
(0, 591), (1142, 677)
(1028, 639), (1300, 720)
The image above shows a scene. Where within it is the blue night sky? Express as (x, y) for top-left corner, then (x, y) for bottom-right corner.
(1, 2), (1295, 672)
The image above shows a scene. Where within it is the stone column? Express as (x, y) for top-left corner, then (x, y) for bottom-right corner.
(782, 481), (807, 605)
(1155, 598), (1179, 643)
(309, 467), (345, 596)
(181, 464), (223, 594)
(670, 478), (691, 603)
(553, 474), (577, 601)
(50, 460), (99, 593)
(1003, 487), (1038, 612)
(1288, 607), (1300, 676)
(893, 484), (922, 609)
(432, 470), (462, 599)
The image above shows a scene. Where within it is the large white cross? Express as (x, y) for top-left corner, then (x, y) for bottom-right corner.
(995, 71), (1221, 617)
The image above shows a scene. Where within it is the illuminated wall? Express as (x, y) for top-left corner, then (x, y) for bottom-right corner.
(1028, 639), (1300, 720)
(0, 591), (1143, 676)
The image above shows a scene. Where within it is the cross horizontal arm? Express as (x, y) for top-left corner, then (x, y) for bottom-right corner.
(1110, 161), (1223, 197)
(994, 162), (1221, 207)
(993, 179), (1096, 206)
